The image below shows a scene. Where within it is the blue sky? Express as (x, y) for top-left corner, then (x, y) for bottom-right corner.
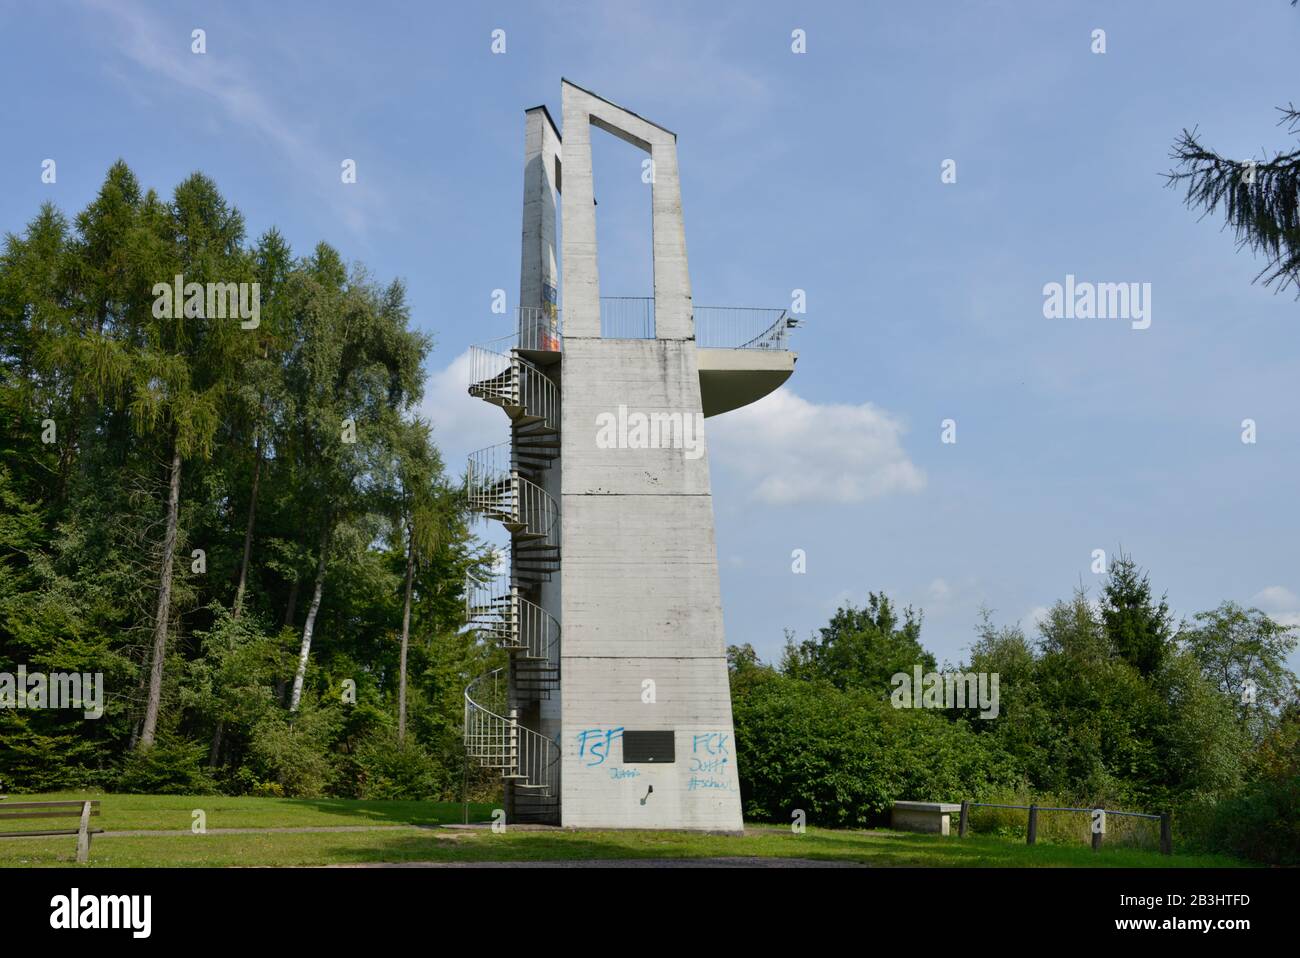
(3, 0), (1299, 670)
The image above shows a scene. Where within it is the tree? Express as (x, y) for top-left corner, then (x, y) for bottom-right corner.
(129, 172), (257, 748)
(230, 228), (293, 619)
(284, 253), (427, 712)
(1181, 601), (1298, 741)
(1167, 4), (1300, 294)
(780, 592), (935, 693)
(1100, 554), (1173, 678)
(727, 642), (764, 673)
(391, 418), (452, 741)
(1, 161), (478, 799)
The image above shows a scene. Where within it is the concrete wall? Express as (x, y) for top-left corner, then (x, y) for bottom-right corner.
(519, 106), (561, 342)
(517, 107), (564, 756)
(558, 81), (742, 831)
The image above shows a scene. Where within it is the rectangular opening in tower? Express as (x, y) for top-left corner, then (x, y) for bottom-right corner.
(589, 123), (654, 339)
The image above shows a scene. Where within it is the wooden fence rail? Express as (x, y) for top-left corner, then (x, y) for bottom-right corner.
(956, 800), (1172, 855)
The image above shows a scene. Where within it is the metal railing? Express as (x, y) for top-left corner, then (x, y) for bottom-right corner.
(467, 340), (560, 434)
(467, 335), (517, 409)
(516, 306), (562, 352)
(599, 296), (655, 339)
(465, 442), (513, 515)
(465, 574), (560, 669)
(517, 475), (559, 543)
(695, 306), (790, 350)
(478, 300), (793, 351)
(464, 668), (560, 794)
(466, 450), (559, 545)
(516, 360), (560, 432)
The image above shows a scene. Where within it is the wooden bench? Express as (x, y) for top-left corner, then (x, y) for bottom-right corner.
(0, 801), (102, 863)
(891, 800), (963, 836)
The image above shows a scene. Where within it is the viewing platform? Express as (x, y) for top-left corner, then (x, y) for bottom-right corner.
(506, 299), (798, 416)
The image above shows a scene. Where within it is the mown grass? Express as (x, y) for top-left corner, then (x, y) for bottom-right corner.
(1, 792), (494, 831)
(0, 794), (1247, 867)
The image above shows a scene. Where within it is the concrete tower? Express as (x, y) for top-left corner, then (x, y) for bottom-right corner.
(465, 80), (796, 831)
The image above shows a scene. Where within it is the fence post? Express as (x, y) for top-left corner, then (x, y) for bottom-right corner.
(1160, 812), (1172, 856)
(1027, 804), (1038, 845)
(76, 801), (92, 864)
(1091, 809), (1104, 852)
(958, 800), (969, 838)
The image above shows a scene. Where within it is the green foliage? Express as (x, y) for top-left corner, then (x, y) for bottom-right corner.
(780, 592), (935, 694)
(1101, 554), (1174, 677)
(116, 735), (217, 795)
(1185, 706), (1300, 865)
(0, 163), (488, 804)
(731, 664), (1019, 828)
(350, 732), (450, 800)
(755, 574), (1292, 864)
(1180, 601), (1298, 742)
(1201, 777), (1300, 865)
(1167, 103), (1300, 294)
(246, 707), (340, 798)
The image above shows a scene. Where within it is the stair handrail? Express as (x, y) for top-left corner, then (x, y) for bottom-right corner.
(463, 667), (560, 795)
(464, 574), (560, 668)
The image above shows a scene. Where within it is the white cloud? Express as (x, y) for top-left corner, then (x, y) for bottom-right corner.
(420, 349), (511, 477)
(1021, 606), (1051, 633)
(707, 389), (925, 505)
(1252, 585), (1299, 609)
(1251, 586), (1300, 627)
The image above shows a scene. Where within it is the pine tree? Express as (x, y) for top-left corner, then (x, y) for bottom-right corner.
(1167, 5), (1300, 293)
(1100, 554), (1173, 678)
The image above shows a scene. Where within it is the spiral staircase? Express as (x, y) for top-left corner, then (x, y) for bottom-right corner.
(463, 310), (562, 824)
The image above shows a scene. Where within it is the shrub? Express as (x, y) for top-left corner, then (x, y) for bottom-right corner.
(731, 667), (1021, 828)
(349, 733), (448, 800)
(115, 735), (217, 795)
(246, 708), (338, 798)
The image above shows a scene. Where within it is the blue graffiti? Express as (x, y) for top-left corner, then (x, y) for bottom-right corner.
(609, 766), (640, 780)
(576, 727), (624, 767)
(690, 756), (728, 774)
(687, 775), (734, 792)
(692, 733), (729, 756)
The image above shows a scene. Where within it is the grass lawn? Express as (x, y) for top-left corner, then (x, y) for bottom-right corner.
(0, 794), (1247, 868)
(3, 791), (494, 831)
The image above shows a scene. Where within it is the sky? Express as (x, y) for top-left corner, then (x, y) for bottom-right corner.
(3, 0), (1299, 670)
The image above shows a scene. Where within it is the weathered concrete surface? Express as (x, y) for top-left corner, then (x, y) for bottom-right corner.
(519, 105), (561, 345)
(558, 81), (741, 832)
(890, 802), (963, 836)
(561, 79), (692, 341)
(697, 347), (798, 417)
(559, 341), (742, 830)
